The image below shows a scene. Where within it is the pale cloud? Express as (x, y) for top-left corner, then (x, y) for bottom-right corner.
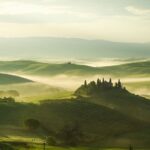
(0, 15), (150, 43)
(0, 2), (71, 15)
(126, 6), (150, 15)
(0, 1), (97, 21)
(0, 0), (149, 42)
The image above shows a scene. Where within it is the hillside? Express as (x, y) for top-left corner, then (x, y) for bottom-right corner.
(75, 79), (150, 123)
(0, 73), (32, 84)
(0, 60), (149, 99)
(0, 100), (149, 147)
(0, 79), (149, 147)
(98, 61), (150, 77)
(0, 60), (149, 77)
(0, 82), (72, 103)
(0, 60), (96, 76)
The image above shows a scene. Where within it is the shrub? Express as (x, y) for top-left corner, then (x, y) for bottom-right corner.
(24, 119), (40, 131)
(47, 136), (57, 146)
(0, 143), (15, 150)
(58, 123), (84, 146)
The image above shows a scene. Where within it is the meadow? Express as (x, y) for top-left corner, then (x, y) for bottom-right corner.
(0, 60), (149, 149)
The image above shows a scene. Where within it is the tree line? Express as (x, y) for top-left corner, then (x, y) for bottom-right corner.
(75, 78), (127, 96)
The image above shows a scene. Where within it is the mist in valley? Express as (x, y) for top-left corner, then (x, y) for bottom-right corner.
(8, 71), (150, 99)
(0, 0), (150, 148)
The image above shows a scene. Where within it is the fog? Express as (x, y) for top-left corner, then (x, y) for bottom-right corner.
(10, 74), (102, 90)
(8, 73), (150, 97)
(36, 57), (150, 67)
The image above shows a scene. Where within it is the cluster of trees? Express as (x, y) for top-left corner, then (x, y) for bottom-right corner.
(75, 78), (126, 96)
(24, 119), (86, 147)
(0, 97), (15, 103)
(85, 78), (124, 89)
(24, 119), (40, 131)
(56, 123), (84, 146)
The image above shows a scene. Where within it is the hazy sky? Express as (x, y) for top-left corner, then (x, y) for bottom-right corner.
(0, 0), (150, 42)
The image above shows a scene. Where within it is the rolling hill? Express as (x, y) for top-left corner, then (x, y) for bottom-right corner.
(0, 60), (149, 100)
(0, 73), (32, 84)
(98, 60), (150, 77)
(0, 100), (149, 147)
(0, 72), (71, 102)
(0, 82), (72, 103)
(0, 84), (150, 147)
(0, 78), (149, 147)
(0, 60), (149, 77)
(75, 79), (150, 123)
(0, 60), (96, 76)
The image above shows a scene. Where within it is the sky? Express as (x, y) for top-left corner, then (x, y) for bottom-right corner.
(0, 0), (150, 43)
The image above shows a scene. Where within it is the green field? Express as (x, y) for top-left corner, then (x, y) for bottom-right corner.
(0, 60), (149, 101)
(0, 60), (149, 149)
(0, 143), (146, 150)
(0, 60), (149, 77)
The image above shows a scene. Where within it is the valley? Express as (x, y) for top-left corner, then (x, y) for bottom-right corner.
(0, 60), (149, 149)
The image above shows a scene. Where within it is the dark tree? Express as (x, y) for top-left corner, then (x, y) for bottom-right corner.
(129, 145), (133, 150)
(102, 78), (105, 84)
(88, 81), (97, 93)
(84, 80), (87, 87)
(97, 78), (101, 87)
(74, 78), (127, 97)
(0, 97), (15, 103)
(24, 119), (40, 131)
(109, 78), (113, 87)
(58, 123), (84, 146)
(118, 79), (122, 89)
(47, 136), (57, 146)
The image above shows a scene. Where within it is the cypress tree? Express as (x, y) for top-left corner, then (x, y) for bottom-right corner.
(97, 78), (101, 87)
(118, 79), (122, 89)
(109, 78), (113, 87)
(84, 80), (87, 87)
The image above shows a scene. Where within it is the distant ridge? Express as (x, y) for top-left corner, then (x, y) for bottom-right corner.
(0, 37), (150, 58)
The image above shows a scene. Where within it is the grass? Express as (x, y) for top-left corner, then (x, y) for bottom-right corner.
(0, 73), (32, 84)
(0, 60), (149, 148)
(15, 146), (130, 150)
(0, 60), (150, 100)
(0, 82), (73, 103)
(0, 136), (149, 149)
(0, 136), (139, 150)
(124, 81), (150, 98)
(21, 90), (73, 103)
(0, 98), (149, 147)
(3, 143), (150, 150)
(0, 60), (150, 77)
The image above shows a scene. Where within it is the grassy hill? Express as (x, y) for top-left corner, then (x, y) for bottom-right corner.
(0, 82), (73, 103)
(0, 73), (32, 84)
(98, 61), (150, 78)
(0, 100), (149, 147)
(75, 79), (150, 123)
(0, 79), (149, 148)
(0, 60), (97, 76)
(0, 60), (149, 99)
(0, 72), (72, 103)
(0, 60), (149, 77)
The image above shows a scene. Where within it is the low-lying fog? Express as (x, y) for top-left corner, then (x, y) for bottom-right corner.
(34, 57), (150, 67)
(8, 73), (150, 98)
(1, 57), (150, 98)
